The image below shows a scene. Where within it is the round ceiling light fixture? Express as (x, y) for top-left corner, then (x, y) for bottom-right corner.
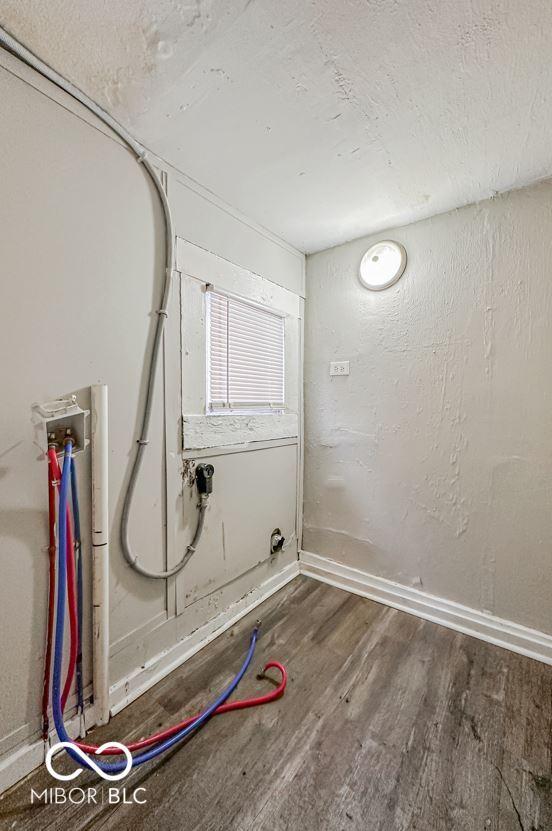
(359, 240), (407, 291)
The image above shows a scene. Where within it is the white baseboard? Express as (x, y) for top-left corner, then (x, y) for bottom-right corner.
(6, 552), (550, 795)
(0, 706), (96, 796)
(299, 550), (552, 666)
(109, 559), (300, 715)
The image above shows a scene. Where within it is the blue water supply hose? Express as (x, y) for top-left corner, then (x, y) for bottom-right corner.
(69, 456), (84, 716)
(53, 441), (258, 774)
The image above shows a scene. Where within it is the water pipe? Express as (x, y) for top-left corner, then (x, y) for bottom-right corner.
(59, 442), (288, 753)
(45, 445), (287, 768)
(47, 447), (78, 714)
(76, 661), (287, 755)
(41, 449), (57, 740)
(70, 456), (84, 720)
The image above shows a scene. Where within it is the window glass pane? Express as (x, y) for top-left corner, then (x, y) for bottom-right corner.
(207, 292), (228, 406)
(207, 291), (284, 411)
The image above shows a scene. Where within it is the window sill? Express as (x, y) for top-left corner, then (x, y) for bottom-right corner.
(206, 408), (285, 417)
(182, 411), (299, 450)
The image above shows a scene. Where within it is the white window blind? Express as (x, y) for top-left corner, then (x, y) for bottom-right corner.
(207, 290), (285, 411)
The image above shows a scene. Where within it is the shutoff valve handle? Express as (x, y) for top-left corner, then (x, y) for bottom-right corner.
(196, 463), (215, 495)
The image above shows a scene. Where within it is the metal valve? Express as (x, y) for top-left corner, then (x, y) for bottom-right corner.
(195, 463), (215, 495)
(270, 528), (285, 555)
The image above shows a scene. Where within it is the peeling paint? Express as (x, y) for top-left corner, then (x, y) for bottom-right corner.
(183, 413), (299, 450)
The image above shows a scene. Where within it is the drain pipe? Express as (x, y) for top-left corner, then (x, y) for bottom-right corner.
(91, 384), (109, 726)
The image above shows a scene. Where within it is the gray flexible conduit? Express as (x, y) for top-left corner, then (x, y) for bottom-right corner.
(0, 26), (206, 579)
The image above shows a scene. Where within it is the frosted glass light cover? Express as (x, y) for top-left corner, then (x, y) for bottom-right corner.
(359, 241), (407, 290)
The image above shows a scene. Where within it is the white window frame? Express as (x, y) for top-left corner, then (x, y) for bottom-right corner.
(206, 287), (285, 415)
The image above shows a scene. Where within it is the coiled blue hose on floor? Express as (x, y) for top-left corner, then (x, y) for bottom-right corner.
(53, 441), (258, 774)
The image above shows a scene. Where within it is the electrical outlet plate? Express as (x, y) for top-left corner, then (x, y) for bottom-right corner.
(330, 361), (350, 376)
(32, 396), (89, 455)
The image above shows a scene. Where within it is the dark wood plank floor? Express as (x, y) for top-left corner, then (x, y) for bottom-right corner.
(2, 576), (552, 830)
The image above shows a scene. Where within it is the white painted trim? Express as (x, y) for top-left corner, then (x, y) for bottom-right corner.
(172, 171), (304, 265)
(176, 238), (302, 316)
(0, 53), (124, 148)
(182, 437), (297, 460)
(183, 413), (299, 450)
(109, 560), (300, 715)
(299, 551), (552, 666)
(295, 297), (305, 554)
(0, 706), (96, 796)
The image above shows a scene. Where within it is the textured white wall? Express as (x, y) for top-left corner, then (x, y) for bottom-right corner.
(304, 182), (552, 634)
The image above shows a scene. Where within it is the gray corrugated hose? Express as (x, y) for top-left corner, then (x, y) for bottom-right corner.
(0, 26), (206, 579)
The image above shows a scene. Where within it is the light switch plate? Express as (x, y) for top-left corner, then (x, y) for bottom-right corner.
(330, 361), (350, 376)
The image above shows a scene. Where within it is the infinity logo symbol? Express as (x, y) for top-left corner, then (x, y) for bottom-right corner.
(46, 741), (133, 781)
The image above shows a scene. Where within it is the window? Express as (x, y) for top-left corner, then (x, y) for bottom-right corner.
(207, 289), (285, 412)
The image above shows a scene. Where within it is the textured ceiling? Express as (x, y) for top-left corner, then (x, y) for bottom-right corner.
(1, 0), (552, 253)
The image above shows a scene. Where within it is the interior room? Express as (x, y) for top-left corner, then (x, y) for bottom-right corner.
(1, 2), (551, 829)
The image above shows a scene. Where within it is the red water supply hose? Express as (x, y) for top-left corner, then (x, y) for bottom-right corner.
(45, 449), (288, 753)
(76, 661), (287, 755)
(41, 451), (58, 739)
(47, 447), (78, 712)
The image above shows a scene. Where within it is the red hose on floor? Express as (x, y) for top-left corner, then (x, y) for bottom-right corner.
(76, 661), (287, 755)
(44, 451), (288, 754)
(47, 447), (78, 713)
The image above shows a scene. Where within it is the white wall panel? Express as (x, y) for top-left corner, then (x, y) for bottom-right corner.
(0, 57), (304, 780)
(177, 444), (298, 612)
